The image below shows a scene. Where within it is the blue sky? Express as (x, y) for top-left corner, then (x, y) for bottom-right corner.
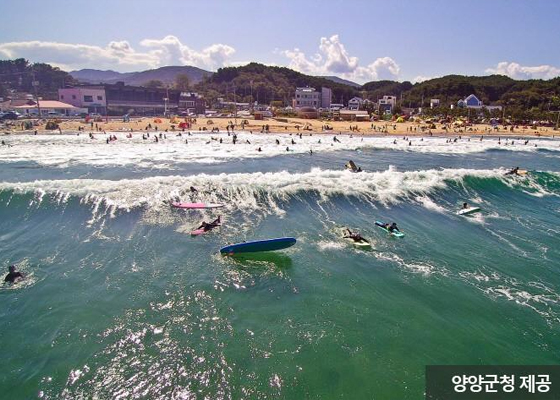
(0, 0), (559, 82)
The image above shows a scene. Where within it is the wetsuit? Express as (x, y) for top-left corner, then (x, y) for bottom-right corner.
(4, 271), (23, 283)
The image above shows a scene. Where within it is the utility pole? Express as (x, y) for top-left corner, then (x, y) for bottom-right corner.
(163, 86), (169, 117)
(250, 79), (254, 111)
(31, 69), (41, 118)
(233, 83), (237, 125)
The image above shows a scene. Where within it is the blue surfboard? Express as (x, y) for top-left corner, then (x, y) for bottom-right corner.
(220, 237), (297, 255)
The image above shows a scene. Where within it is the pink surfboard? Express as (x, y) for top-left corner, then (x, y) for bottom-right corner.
(190, 228), (206, 236)
(172, 202), (224, 209)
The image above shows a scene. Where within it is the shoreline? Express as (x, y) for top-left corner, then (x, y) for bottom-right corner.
(2, 117), (557, 138)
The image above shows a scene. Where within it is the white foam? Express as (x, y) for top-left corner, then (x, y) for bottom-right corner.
(1, 132), (559, 168)
(0, 167), (506, 215)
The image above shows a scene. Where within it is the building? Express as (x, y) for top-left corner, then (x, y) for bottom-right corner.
(339, 110), (370, 121)
(179, 92), (205, 115)
(320, 87), (332, 109)
(293, 86), (334, 111)
(58, 86), (107, 114)
(348, 97), (364, 110)
(215, 98), (250, 111)
(59, 82), (181, 115)
(430, 99), (440, 109)
(329, 103), (344, 111)
(104, 82), (180, 115)
(457, 94), (502, 112)
(294, 87), (320, 109)
(13, 100), (85, 116)
(378, 95), (397, 114)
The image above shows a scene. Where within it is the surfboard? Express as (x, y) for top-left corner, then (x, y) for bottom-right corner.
(339, 227), (372, 248)
(172, 202), (224, 209)
(345, 237), (372, 248)
(516, 169), (528, 176)
(375, 221), (405, 238)
(457, 207), (481, 216)
(220, 237), (297, 255)
(190, 228), (206, 236)
(345, 160), (362, 172)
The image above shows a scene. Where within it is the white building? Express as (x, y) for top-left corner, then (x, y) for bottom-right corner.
(348, 97), (364, 110)
(294, 87), (320, 109)
(378, 95), (398, 113)
(293, 87), (333, 110)
(14, 100), (86, 116)
(457, 94), (502, 112)
(430, 99), (440, 108)
(329, 103), (344, 111)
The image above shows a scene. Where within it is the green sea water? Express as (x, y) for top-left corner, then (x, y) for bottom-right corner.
(0, 133), (559, 399)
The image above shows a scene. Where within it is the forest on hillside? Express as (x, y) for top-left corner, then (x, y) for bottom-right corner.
(1, 58), (559, 121)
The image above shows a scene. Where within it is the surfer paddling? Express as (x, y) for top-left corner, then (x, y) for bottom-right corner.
(196, 216), (222, 232)
(4, 265), (24, 284)
(343, 228), (368, 243)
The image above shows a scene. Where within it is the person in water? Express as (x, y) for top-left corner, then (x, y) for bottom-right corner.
(505, 166), (520, 175)
(462, 202), (469, 209)
(381, 222), (400, 232)
(4, 265), (24, 283)
(196, 216), (221, 232)
(344, 228), (366, 242)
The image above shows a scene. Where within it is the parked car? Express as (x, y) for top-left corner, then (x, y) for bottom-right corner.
(0, 111), (21, 120)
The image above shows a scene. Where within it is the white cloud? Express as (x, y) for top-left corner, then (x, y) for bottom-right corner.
(486, 62), (560, 80)
(140, 35), (235, 70)
(412, 75), (434, 84)
(0, 36), (235, 72)
(281, 35), (400, 82)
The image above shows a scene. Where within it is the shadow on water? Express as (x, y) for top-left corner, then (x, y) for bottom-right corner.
(225, 252), (294, 269)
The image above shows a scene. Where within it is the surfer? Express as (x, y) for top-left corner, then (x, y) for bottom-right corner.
(196, 216), (221, 232)
(343, 228), (367, 243)
(505, 167), (520, 176)
(462, 202), (469, 209)
(190, 186), (198, 193)
(4, 265), (24, 284)
(346, 160), (362, 173)
(381, 222), (400, 232)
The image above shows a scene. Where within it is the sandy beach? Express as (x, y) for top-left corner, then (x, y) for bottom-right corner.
(2, 116), (557, 137)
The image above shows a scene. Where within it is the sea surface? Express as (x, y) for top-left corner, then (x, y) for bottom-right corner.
(1, 132), (559, 399)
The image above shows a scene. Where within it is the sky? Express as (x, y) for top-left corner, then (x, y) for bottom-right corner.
(0, 0), (559, 83)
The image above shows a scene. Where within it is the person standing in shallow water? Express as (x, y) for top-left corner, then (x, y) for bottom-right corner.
(4, 265), (24, 284)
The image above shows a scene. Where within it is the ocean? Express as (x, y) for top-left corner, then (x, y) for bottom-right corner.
(1, 132), (559, 399)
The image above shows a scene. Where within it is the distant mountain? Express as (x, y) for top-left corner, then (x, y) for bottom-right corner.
(69, 65), (213, 86)
(69, 69), (134, 84)
(320, 75), (361, 88)
(125, 66), (213, 86)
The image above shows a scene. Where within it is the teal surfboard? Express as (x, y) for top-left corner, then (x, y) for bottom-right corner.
(220, 237), (296, 255)
(375, 221), (404, 238)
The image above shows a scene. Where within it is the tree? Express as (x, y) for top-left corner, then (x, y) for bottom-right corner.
(174, 74), (190, 91)
(143, 79), (164, 88)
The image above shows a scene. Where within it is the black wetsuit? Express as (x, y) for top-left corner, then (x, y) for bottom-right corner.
(4, 271), (23, 283)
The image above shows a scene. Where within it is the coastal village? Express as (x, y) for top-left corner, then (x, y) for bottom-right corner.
(1, 68), (558, 137)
